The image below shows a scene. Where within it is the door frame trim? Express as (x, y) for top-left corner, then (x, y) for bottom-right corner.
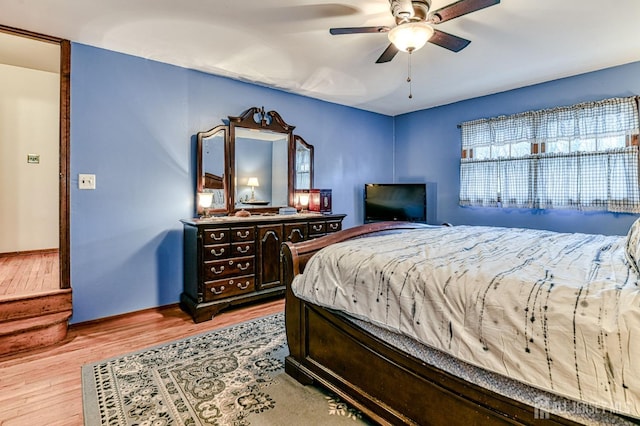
(0, 24), (71, 289)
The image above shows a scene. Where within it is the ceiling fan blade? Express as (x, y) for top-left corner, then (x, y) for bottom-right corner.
(330, 26), (390, 35)
(428, 29), (471, 52)
(375, 43), (399, 63)
(429, 0), (500, 24)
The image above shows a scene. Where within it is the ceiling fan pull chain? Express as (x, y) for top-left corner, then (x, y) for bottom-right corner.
(407, 48), (413, 99)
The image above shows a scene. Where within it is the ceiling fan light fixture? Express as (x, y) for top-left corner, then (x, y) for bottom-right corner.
(388, 21), (434, 53)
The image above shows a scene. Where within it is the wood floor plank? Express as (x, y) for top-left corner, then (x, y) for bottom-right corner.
(0, 299), (284, 425)
(0, 251), (60, 297)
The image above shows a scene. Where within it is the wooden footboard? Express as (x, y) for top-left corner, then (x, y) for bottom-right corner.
(281, 221), (579, 426)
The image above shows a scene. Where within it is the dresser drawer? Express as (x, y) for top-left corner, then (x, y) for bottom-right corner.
(308, 222), (326, 236)
(204, 275), (255, 301)
(231, 227), (255, 242)
(203, 243), (231, 261)
(231, 242), (255, 256)
(326, 220), (342, 233)
(284, 223), (307, 243)
(204, 256), (254, 280)
(203, 228), (230, 245)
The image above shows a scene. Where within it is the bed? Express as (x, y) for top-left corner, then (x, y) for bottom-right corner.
(281, 221), (640, 425)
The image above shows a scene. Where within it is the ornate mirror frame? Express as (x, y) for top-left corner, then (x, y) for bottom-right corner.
(229, 107), (295, 212)
(293, 135), (314, 190)
(195, 107), (314, 216)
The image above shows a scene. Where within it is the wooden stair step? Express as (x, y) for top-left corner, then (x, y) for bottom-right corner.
(0, 289), (72, 321)
(0, 310), (71, 336)
(0, 310), (71, 356)
(0, 290), (72, 356)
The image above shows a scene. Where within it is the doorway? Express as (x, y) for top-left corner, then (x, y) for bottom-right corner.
(0, 26), (70, 298)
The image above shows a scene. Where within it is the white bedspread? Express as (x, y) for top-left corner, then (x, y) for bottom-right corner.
(291, 225), (640, 418)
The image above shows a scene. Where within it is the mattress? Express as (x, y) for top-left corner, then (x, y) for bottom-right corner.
(291, 225), (640, 419)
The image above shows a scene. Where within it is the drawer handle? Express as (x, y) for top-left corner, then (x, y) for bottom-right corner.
(237, 245), (250, 254)
(237, 262), (251, 271)
(237, 281), (250, 290)
(210, 248), (225, 256)
(236, 230), (250, 239)
(329, 223), (339, 230)
(312, 224), (322, 231)
(288, 229), (304, 241)
(210, 265), (225, 274)
(210, 286), (225, 295)
(210, 232), (225, 241)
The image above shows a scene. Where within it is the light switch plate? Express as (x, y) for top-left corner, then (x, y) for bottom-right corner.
(79, 174), (96, 190)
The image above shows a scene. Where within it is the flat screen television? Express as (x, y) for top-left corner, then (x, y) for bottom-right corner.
(364, 183), (427, 223)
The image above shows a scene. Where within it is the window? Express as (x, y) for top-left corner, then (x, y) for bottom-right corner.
(459, 97), (640, 212)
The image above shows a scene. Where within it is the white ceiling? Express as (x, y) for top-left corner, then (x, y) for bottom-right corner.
(2, 0), (640, 116)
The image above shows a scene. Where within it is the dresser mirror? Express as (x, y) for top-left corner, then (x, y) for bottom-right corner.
(195, 107), (314, 215)
(196, 125), (229, 215)
(294, 135), (313, 190)
(233, 127), (289, 209)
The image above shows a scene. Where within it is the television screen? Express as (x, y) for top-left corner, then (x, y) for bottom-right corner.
(364, 183), (427, 223)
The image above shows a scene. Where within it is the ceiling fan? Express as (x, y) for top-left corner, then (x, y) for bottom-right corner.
(330, 0), (500, 63)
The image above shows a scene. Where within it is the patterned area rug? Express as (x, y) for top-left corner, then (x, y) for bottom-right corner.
(82, 312), (370, 425)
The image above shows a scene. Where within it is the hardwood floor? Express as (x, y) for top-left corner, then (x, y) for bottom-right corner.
(0, 251), (60, 297)
(0, 298), (285, 426)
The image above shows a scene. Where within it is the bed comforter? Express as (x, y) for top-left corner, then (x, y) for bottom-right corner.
(291, 225), (640, 418)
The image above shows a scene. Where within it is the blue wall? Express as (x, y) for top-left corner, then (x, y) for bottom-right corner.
(394, 61), (640, 235)
(70, 41), (639, 324)
(70, 43), (393, 323)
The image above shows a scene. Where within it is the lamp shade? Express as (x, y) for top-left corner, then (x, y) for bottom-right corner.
(247, 177), (260, 187)
(295, 190), (310, 210)
(388, 22), (434, 52)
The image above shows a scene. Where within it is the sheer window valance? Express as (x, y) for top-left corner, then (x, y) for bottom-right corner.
(459, 96), (640, 212)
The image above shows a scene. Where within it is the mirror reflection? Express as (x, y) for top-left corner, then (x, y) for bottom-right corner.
(294, 135), (313, 190)
(234, 128), (289, 208)
(197, 125), (228, 213)
(229, 107), (295, 212)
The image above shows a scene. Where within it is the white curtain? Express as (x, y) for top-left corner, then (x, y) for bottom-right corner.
(460, 160), (499, 207)
(499, 157), (533, 208)
(460, 97), (640, 212)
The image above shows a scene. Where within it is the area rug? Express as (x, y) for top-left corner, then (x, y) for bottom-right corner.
(82, 312), (371, 425)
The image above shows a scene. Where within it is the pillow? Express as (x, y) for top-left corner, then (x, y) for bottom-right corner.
(625, 217), (640, 275)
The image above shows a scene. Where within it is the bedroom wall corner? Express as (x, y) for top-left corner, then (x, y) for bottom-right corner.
(394, 60), (640, 235)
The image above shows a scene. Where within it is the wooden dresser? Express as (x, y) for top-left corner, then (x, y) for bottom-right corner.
(180, 213), (346, 322)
